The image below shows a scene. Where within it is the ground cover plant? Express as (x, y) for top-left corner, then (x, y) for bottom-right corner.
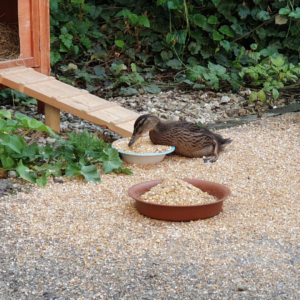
(0, 110), (132, 187)
(48, 0), (300, 104)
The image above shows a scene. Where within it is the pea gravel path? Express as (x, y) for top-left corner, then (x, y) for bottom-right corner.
(0, 112), (300, 300)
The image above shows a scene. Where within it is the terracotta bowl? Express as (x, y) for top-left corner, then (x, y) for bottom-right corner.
(128, 179), (231, 221)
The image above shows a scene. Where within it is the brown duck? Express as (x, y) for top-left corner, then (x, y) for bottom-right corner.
(128, 115), (232, 162)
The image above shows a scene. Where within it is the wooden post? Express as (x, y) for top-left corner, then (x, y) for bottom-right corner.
(45, 104), (60, 133)
(37, 0), (61, 132)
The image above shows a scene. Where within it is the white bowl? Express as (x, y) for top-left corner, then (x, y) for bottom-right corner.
(112, 141), (175, 164)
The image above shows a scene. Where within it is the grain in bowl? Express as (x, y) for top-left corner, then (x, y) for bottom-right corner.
(140, 178), (217, 206)
(112, 136), (172, 154)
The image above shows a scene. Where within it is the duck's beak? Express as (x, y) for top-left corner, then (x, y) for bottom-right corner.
(128, 133), (140, 147)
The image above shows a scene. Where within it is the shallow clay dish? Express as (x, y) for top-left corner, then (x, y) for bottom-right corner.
(112, 140), (175, 164)
(128, 179), (231, 221)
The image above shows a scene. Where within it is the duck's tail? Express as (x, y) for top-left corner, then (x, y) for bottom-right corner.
(213, 134), (233, 152)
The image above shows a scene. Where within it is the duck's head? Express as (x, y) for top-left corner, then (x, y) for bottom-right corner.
(128, 115), (159, 147)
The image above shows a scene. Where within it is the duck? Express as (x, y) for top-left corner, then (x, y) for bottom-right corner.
(128, 114), (232, 162)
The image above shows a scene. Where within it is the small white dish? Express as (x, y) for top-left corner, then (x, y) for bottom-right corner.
(112, 140), (175, 164)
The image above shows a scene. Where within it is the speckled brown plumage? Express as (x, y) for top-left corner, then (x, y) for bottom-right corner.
(128, 115), (232, 162)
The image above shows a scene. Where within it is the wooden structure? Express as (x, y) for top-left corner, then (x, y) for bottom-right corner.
(0, 0), (138, 136)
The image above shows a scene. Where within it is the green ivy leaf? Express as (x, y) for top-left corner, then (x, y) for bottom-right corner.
(143, 84), (161, 94)
(79, 36), (92, 49)
(129, 13), (139, 24)
(237, 4), (250, 19)
(187, 42), (201, 55)
(279, 7), (291, 15)
(115, 40), (125, 48)
(208, 16), (219, 24)
(219, 25), (234, 38)
(60, 33), (73, 49)
(161, 50), (173, 62)
(248, 92), (258, 104)
(1, 133), (23, 154)
(256, 11), (270, 20)
(220, 40), (231, 52)
(211, 0), (221, 6)
(212, 30), (224, 41)
(289, 8), (300, 19)
(189, 14), (207, 28)
(137, 16), (150, 27)
(186, 66), (207, 81)
(116, 9), (131, 18)
(51, 52), (61, 65)
(119, 87), (139, 96)
(257, 90), (266, 103)
(90, 5), (102, 19)
(166, 59), (182, 69)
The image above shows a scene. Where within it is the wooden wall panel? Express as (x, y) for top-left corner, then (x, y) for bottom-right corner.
(18, 0), (33, 59)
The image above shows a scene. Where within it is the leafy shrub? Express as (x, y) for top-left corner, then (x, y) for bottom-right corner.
(0, 110), (132, 186)
(49, 0), (300, 99)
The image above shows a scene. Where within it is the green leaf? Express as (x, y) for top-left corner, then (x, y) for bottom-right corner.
(115, 64), (127, 75)
(129, 13), (139, 24)
(152, 41), (165, 52)
(90, 5), (102, 19)
(60, 33), (73, 49)
(101, 148), (123, 174)
(0, 110), (11, 119)
(115, 40), (125, 48)
(220, 40), (231, 52)
(80, 165), (101, 183)
(0, 156), (14, 169)
(279, 7), (291, 15)
(116, 9), (131, 18)
(143, 84), (161, 94)
(211, 0), (221, 6)
(36, 174), (48, 187)
(193, 84), (205, 90)
(137, 16), (150, 27)
(237, 4), (250, 19)
(166, 59), (182, 69)
(187, 42), (201, 55)
(260, 47), (278, 57)
(186, 65), (207, 82)
(16, 160), (37, 184)
(219, 26), (234, 38)
(51, 52), (61, 65)
(207, 16), (219, 24)
(256, 27), (266, 40)
(118, 167), (133, 175)
(119, 87), (139, 96)
(272, 88), (280, 100)
(79, 37), (92, 49)
(249, 92), (258, 104)
(208, 62), (226, 75)
(256, 11), (270, 20)
(131, 63), (137, 73)
(189, 14), (207, 28)
(161, 50), (173, 62)
(212, 30), (224, 41)
(0, 133), (23, 154)
(289, 8), (300, 19)
(257, 90), (267, 103)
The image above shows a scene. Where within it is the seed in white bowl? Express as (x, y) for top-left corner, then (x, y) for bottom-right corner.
(140, 178), (217, 206)
(113, 136), (172, 154)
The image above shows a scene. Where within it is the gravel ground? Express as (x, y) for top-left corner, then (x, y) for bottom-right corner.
(0, 112), (300, 300)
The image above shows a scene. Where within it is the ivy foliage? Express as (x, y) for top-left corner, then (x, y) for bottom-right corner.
(50, 0), (300, 101)
(0, 110), (132, 187)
